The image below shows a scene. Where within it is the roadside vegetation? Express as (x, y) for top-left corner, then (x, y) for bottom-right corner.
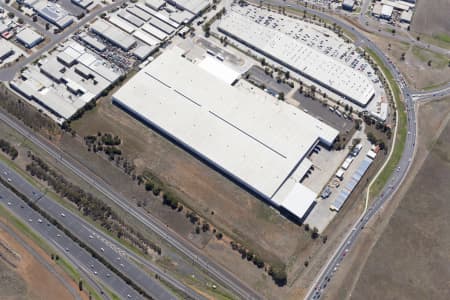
(364, 48), (407, 199)
(81, 131), (290, 285)
(0, 174), (153, 300)
(25, 152), (162, 256)
(0, 139), (18, 160)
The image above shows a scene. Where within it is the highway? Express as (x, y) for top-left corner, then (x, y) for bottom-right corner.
(0, 109), (261, 299)
(0, 0), (260, 299)
(0, 221), (82, 300)
(244, 1), (444, 299)
(1, 0), (447, 299)
(0, 1), (261, 298)
(0, 160), (199, 300)
(0, 181), (144, 300)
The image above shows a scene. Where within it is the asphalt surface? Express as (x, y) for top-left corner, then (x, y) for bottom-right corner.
(1, 0), (448, 299)
(0, 221), (82, 300)
(0, 1), (260, 297)
(242, 2), (446, 299)
(0, 181), (143, 300)
(0, 0), (127, 82)
(0, 160), (185, 300)
(0, 111), (261, 300)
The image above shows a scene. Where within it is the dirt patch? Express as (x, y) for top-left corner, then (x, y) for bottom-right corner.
(323, 96), (450, 299)
(367, 34), (450, 90)
(64, 94), (330, 295)
(0, 222), (82, 300)
(411, 0), (450, 39)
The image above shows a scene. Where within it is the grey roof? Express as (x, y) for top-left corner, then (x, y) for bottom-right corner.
(331, 157), (373, 211)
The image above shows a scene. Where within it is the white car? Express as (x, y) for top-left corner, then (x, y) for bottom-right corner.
(7, 202), (11, 206)
(60, 213), (66, 217)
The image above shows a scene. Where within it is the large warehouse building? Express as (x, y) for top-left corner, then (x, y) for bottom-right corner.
(218, 12), (375, 107)
(113, 47), (339, 220)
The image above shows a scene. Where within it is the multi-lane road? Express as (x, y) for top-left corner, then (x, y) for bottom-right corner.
(0, 1), (261, 298)
(0, 160), (209, 300)
(247, 1), (448, 299)
(1, 0), (449, 299)
(0, 180), (144, 299)
(0, 108), (260, 299)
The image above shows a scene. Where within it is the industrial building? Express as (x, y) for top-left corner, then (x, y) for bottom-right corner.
(342, 0), (355, 11)
(400, 10), (413, 23)
(381, 4), (394, 19)
(112, 47), (339, 220)
(0, 41), (14, 61)
(166, 0), (210, 15)
(10, 41), (120, 122)
(218, 11), (375, 107)
(16, 28), (43, 48)
(331, 150), (376, 211)
(24, 0), (74, 28)
(80, 34), (106, 52)
(90, 19), (137, 51)
(71, 0), (93, 9)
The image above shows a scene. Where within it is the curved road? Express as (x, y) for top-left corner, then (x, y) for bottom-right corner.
(245, 1), (448, 299)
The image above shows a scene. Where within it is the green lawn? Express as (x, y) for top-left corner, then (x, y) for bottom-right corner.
(364, 48), (407, 200)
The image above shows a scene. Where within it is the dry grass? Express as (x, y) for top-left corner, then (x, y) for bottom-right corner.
(66, 96), (325, 296)
(350, 124), (450, 299)
(0, 224), (82, 300)
(366, 34), (450, 90)
(411, 0), (450, 42)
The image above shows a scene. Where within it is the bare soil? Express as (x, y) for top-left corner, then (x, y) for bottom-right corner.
(0, 222), (83, 300)
(324, 96), (450, 299)
(64, 94), (335, 297)
(366, 34), (450, 90)
(411, 0), (450, 38)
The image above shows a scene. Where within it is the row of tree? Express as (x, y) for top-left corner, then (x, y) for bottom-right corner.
(25, 153), (161, 256)
(0, 139), (18, 160)
(0, 175), (152, 299)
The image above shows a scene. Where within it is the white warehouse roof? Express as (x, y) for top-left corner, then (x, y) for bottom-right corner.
(16, 28), (43, 47)
(219, 12), (375, 107)
(112, 48), (338, 218)
(91, 19), (136, 50)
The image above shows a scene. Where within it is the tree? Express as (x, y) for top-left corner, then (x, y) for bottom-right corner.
(45, 23), (50, 30)
(310, 85), (317, 98)
(18, 18), (24, 24)
(269, 266), (287, 286)
(427, 60), (432, 67)
(400, 52), (406, 61)
(311, 227), (319, 239)
(7, 12), (14, 19)
(278, 92), (285, 100)
(79, 280), (83, 291)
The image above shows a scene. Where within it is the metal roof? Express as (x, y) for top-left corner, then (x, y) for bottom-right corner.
(113, 47), (338, 201)
(219, 11), (375, 106)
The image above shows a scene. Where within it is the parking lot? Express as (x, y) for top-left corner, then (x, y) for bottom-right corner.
(293, 91), (354, 133)
(245, 65), (292, 96)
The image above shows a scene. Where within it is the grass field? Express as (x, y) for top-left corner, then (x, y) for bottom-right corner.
(364, 48), (407, 200)
(411, 46), (449, 68)
(350, 105), (450, 300)
(412, 0), (450, 46)
(66, 95), (324, 297)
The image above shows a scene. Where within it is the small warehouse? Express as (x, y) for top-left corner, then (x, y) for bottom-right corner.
(342, 0), (355, 11)
(16, 28), (44, 48)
